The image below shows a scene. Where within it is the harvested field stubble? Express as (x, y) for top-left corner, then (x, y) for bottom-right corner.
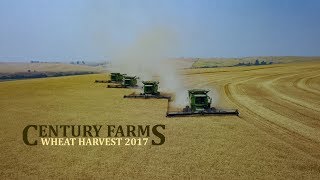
(0, 61), (320, 179)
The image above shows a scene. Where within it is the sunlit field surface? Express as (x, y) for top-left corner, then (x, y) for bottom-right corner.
(0, 61), (319, 179)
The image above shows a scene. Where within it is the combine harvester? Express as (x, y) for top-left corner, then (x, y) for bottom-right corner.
(123, 81), (171, 100)
(166, 89), (239, 117)
(107, 75), (138, 88)
(95, 72), (125, 83)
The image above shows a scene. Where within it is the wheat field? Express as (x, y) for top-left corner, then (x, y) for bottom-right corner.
(0, 61), (319, 179)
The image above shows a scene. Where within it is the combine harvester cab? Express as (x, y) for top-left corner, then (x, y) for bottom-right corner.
(166, 89), (239, 117)
(123, 81), (171, 100)
(107, 75), (138, 88)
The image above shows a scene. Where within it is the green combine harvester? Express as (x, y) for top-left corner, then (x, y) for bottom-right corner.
(95, 72), (125, 83)
(107, 73), (126, 83)
(107, 75), (138, 88)
(166, 89), (239, 117)
(123, 81), (171, 100)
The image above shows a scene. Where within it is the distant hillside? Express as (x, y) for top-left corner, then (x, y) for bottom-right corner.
(0, 62), (106, 81)
(192, 56), (320, 68)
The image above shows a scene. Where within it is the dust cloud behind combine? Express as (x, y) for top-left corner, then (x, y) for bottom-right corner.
(107, 27), (199, 106)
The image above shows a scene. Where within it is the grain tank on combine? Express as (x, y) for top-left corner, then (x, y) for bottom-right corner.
(166, 89), (239, 117)
(123, 81), (171, 100)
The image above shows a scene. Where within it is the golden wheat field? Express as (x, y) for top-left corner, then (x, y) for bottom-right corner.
(0, 61), (320, 179)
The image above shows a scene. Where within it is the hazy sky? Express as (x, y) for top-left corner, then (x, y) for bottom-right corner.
(0, 0), (319, 61)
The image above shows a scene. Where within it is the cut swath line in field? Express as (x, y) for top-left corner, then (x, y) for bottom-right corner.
(263, 74), (320, 113)
(294, 74), (320, 96)
(224, 82), (320, 160)
(306, 75), (320, 91)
